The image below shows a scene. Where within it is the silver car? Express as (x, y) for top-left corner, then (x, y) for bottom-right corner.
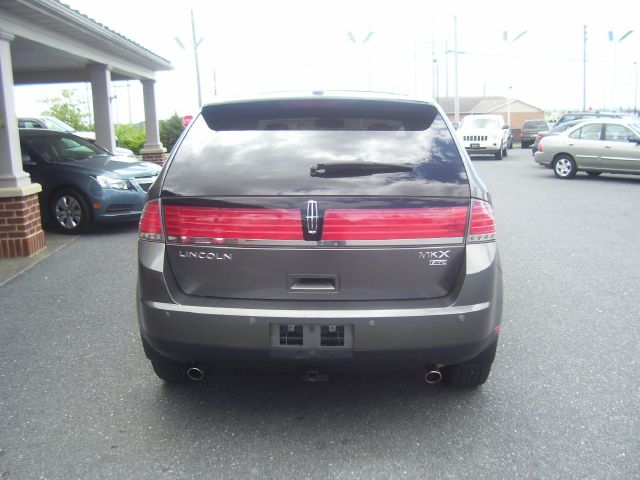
(534, 118), (640, 179)
(137, 92), (503, 387)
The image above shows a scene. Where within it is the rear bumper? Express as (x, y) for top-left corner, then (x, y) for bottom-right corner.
(137, 241), (503, 369)
(464, 146), (500, 155)
(141, 331), (499, 372)
(534, 152), (553, 167)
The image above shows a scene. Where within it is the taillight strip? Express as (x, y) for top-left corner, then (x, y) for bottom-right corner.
(160, 204), (473, 245)
(322, 207), (468, 240)
(164, 206), (303, 242)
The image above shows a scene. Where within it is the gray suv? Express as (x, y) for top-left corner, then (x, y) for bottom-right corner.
(137, 92), (503, 387)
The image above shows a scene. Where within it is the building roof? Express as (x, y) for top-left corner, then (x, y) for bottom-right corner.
(437, 96), (543, 114)
(0, 0), (172, 83)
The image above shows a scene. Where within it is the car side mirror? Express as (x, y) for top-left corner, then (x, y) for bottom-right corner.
(628, 136), (640, 144)
(501, 125), (510, 130)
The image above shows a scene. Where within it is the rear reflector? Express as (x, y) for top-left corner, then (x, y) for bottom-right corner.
(322, 207), (468, 240)
(163, 206), (303, 243)
(139, 200), (164, 241)
(467, 200), (496, 243)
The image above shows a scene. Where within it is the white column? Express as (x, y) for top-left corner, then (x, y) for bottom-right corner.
(0, 31), (31, 188)
(140, 79), (163, 151)
(89, 64), (116, 153)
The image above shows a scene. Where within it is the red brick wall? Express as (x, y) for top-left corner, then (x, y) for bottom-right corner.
(0, 194), (46, 257)
(142, 152), (167, 166)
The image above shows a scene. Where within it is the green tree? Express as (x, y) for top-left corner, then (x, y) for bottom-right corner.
(42, 90), (93, 130)
(159, 113), (185, 152)
(115, 123), (146, 155)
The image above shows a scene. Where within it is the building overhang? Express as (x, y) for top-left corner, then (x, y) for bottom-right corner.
(0, 0), (172, 84)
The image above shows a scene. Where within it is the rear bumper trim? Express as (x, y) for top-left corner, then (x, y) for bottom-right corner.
(146, 301), (490, 319)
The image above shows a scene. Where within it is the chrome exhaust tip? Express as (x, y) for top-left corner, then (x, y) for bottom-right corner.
(186, 365), (205, 381)
(424, 368), (442, 384)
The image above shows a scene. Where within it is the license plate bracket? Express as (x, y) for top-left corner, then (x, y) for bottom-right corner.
(270, 324), (353, 354)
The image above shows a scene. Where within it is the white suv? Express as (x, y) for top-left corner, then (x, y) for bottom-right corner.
(458, 114), (511, 160)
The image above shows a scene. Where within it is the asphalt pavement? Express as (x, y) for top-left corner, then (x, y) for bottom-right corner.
(1, 148), (639, 479)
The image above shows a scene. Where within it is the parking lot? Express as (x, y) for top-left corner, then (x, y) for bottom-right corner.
(1, 147), (639, 479)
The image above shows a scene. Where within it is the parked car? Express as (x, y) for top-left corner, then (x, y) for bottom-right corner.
(530, 119), (586, 155)
(18, 116), (135, 157)
(137, 92), (503, 387)
(554, 111), (630, 127)
(457, 114), (512, 159)
(520, 119), (550, 148)
(19, 129), (161, 233)
(534, 118), (640, 178)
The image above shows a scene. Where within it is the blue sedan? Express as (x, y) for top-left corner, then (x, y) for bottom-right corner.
(20, 129), (161, 234)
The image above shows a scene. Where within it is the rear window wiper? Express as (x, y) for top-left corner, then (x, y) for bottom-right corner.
(310, 162), (413, 178)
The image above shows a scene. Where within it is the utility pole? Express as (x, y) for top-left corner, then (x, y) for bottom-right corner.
(609, 29), (634, 110)
(503, 30), (527, 127)
(431, 36), (437, 99)
(445, 40), (449, 98)
(191, 10), (203, 109)
(175, 10), (204, 110)
(454, 16), (459, 122)
(583, 25), (587, 111)
(634, 61), (638, 115)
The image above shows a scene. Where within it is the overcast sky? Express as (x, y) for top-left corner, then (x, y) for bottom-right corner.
(14, 0), (640, 123)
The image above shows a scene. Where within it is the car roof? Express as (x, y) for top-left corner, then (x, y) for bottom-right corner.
(18, 128), (76, 138)
(558, 117), (640, 134)
(464, 114), (502, 118)
(566, 117), (638, 126)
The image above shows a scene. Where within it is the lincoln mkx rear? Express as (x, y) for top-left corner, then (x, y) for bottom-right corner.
(137, 92), (503, 387)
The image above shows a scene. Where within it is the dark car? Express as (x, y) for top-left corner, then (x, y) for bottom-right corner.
(520, 119), (550, 148)
(530, 119), (586, 155)
(137, 92), (503, 388)
(19, 129), (161, 234)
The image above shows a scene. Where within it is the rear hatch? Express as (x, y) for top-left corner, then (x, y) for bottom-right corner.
(157, 98), (472, 302)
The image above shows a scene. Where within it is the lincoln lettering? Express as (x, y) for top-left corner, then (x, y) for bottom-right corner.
(179, 251), (233, 261)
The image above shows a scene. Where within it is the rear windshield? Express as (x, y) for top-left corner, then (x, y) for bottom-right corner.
(460, 117), (500, 129)
(163, 99), (469, 197)
(523, 120), (548, 129)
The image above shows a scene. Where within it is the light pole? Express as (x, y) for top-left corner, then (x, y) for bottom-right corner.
(175, 9), (204, 110)
(348, 31), (375, 89)
(454, 15), (459, 122)
(609, 29), (633, 110)
(583, 25), (587, 111)
(503, 30), (527, 127)
(634, 61), (638, 115)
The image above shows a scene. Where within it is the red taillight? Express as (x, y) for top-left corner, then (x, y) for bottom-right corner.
(322, 207), (468, 240)
(468, 200), (496, 243)
(537, 143), (543, 152)
(163, 206), (303, 243)
(139, 200), (164, 241)
(520, 130), (525, 137)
